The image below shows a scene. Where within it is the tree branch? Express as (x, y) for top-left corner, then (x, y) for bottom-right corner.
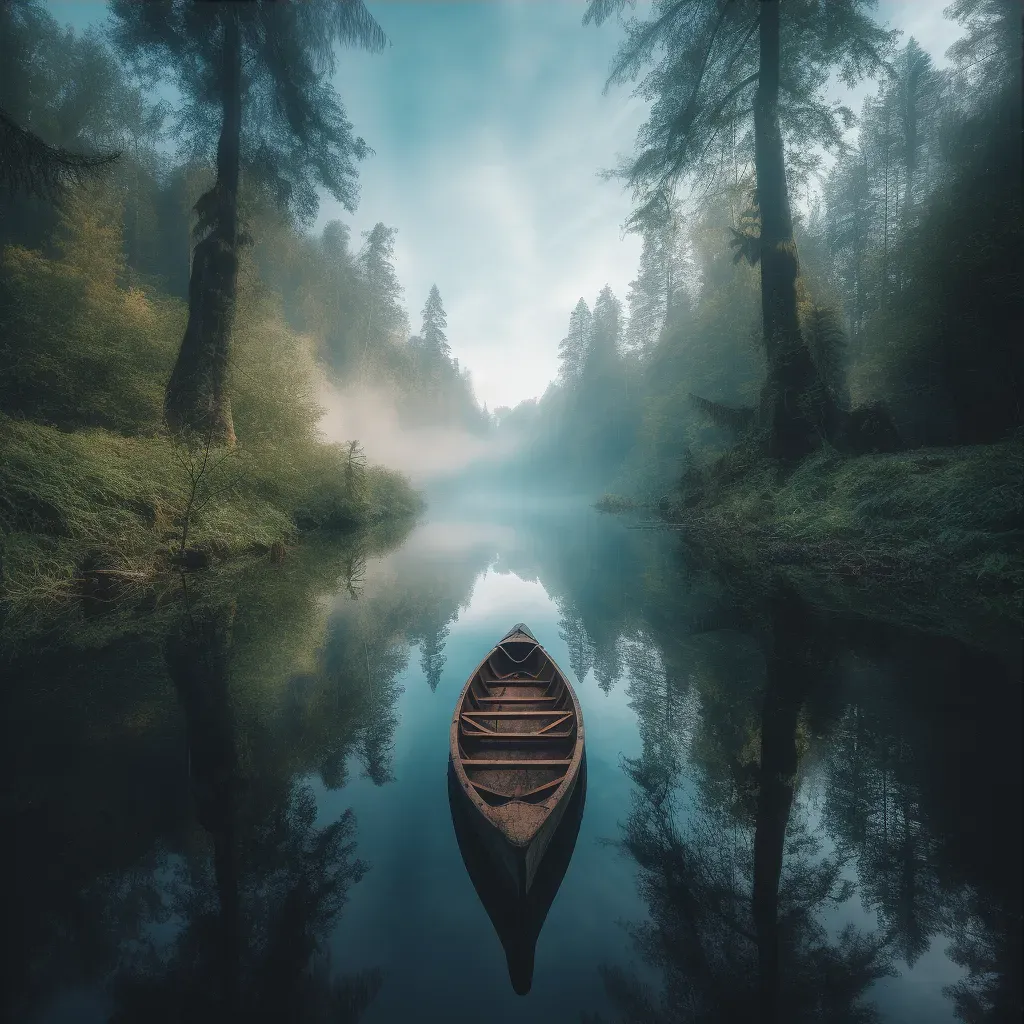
(0, 106), (120, 198)
(664, 0), (738, 146)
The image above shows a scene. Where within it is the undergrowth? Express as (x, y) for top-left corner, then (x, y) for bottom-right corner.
(0, 414), (420, 613)
(664, 436), (1023, 631)
(0, 186), (422, 615)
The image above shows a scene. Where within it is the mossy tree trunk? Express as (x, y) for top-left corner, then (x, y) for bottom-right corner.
(164, 7), (241, 445)
(754, 1), (834, 461)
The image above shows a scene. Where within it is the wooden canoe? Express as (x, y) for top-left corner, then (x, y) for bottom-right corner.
(448, 622), (585, 896)
(448, 749), (586, 995)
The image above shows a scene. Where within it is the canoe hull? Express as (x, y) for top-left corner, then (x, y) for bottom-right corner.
(448, 623), (585, 894)
(448, 750), (587, 995)
(449, 749), (580, 895)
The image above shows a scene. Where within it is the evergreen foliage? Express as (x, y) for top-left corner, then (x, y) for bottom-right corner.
(485, 0), (1020, 500)
(558, 299), (592, 390)
(420, 284), (450, 362)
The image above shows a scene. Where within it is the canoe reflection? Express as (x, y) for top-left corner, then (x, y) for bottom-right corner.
(448, 750), (587, 996)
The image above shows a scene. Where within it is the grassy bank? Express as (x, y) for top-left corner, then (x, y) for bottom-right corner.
(0, 413), (421, 613)
(601, 439), (1022, 641)
(0, 188), (422, 616)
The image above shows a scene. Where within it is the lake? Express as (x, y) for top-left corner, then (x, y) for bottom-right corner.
(3, 504), (1020, 1023)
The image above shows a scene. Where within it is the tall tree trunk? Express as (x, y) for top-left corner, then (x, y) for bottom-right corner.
(164, 7), (241, 445)
(900, 100), (917, 298)
(754, 0), (832, 460)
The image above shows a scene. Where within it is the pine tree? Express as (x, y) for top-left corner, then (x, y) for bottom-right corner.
(356, 223), (408, 371)
(586, 285), (623, 380)
(420, 284), (450, 361)
(111, 0), (387, 443)
(625, 209), (690, 357)
(585, 0), (894, 460)
(557, 298), (591, 390)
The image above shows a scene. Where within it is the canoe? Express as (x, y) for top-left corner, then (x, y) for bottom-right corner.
(448, 622), (585, 897)
(448, 748), (586, 995)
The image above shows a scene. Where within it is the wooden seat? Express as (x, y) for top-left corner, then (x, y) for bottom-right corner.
(461, 759), (572, 768)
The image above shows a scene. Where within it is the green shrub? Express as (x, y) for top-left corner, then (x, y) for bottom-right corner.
(0, 200), (422, 610)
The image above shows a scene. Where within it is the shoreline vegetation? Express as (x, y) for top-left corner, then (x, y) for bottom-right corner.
(594, 437), (1023, 647)
(0, 212), (424, 613)
(571, 1), (1023, 653)
(0, 0), (490, 629)
(0, 194), (424, 620)
(0, 410), (422, 616)
(2, 1), (487, 628)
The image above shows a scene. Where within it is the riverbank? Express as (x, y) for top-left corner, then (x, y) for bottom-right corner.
(0, 225), (424, 619)
(0, 412), (422, 616)
(597, 439), (1023, 644)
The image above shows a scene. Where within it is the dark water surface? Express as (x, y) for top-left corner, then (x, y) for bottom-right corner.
(3, 507), (1020, 1023)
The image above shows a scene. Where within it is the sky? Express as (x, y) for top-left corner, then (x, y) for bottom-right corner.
(51, 0), (964, 411)
(317, 0), (963, 410)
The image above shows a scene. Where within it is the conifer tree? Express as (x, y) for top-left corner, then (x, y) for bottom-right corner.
(111, 0), (387, 443)
(356, 223), (408, 371)
(420, 284), (450, 362)
(558, 298), (592, 390)
(586, 0), (893, 459)
(625, 208), (689, 357)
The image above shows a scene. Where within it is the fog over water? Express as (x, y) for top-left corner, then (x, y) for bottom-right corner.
(317, 382), (519, 484)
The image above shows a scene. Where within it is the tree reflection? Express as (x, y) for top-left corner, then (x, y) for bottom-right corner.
(595, 585), (895, 1023)
(559, 603), (596, 685)
(485, 512), (1020, 1024)
(108, 582), (385, 1023)
(822, 701), (945, 967)
(819, 626), (1023, 1023)
(418, 621), (450, 692)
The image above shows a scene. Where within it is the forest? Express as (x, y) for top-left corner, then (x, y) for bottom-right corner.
(0, 0), (490, 614)
(481, 0), (1020, 608)
(0, 3), (1020, 1021)
(1, 0), (1020, 619)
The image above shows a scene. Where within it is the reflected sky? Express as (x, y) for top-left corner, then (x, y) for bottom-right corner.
(312, 548), (651, 1023)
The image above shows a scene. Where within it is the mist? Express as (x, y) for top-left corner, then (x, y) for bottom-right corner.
(316, 381), (520, 486)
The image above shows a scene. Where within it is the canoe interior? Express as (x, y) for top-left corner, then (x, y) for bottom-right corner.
(454, 628), (582, 813)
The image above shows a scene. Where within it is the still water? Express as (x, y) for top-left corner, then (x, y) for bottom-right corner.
(3, 506), (1020, 1023)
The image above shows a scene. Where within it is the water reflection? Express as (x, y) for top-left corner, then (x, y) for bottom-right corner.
(578, 549), (1021, 1024)
(108, 582), (383, 1023)
(1, 509), (1019, 1023)
(2, 530), (416, 1023)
